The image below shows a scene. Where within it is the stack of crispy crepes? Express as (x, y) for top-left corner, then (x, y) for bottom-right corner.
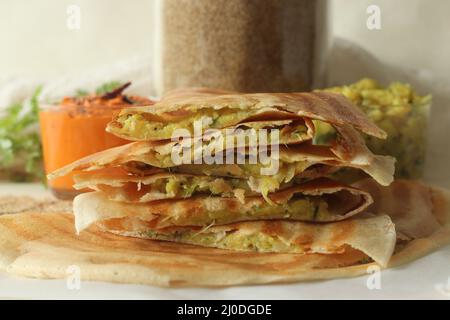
(50, 88), (398, 267)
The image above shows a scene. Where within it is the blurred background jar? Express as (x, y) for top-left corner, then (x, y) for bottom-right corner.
(39, 83), (153, 200)
(152, 0), (329, 96)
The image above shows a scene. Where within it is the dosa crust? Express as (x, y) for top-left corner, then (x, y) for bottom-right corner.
(0, 181), (448, 287)
(108, 89), (386, 140)
(98, 215), (396, 267)
(72, 178), (374, 232)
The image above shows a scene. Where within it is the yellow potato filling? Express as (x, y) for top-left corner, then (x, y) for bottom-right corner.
(114, 108), (310, 143)
(139, 229), (303, 253)
(124, 160), (313, 202)
(160, 195), (331, 227)
(116, 109), (261, 140)
(320, 78), (431, 178)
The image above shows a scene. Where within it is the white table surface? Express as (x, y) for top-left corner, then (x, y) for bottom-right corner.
(0, 183), (449, 300)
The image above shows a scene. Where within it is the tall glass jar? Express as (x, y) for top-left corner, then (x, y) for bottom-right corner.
(152, 0), (327, 96)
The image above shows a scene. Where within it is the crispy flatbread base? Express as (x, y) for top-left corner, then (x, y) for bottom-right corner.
(0, 212), (371, 287)
(0, 209), (438, 287)
(98, 215), (396, 266)
(0, 180), (448, 288)
(355, 179), (450, 239)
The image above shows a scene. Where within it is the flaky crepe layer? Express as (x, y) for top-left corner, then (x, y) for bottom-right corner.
(0, 180), (448, 287)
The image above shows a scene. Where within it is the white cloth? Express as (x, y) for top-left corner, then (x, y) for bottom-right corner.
(0, 55), (153, 110)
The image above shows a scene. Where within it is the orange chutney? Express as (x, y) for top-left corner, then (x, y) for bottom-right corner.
(40, 91), (153, 199)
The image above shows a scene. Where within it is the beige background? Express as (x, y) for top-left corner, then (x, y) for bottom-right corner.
(1, 0), (449, 187)
(0, 0), (152, 79)
(1, 0), (448, 80)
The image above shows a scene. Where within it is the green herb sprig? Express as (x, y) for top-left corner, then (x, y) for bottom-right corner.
(0, 87), (44, 181)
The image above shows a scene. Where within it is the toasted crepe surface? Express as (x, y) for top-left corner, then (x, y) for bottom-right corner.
(72, 168), (340, 203)
(99, 215), (396, 267)
(108, 88), (386, 139)
(110, 118), (316, 145)
(48, 130), (395, 187)
(0, 180), (448, 287)
(355, 179), (450, 239)
(0, 212), (371, 287)
(72, 178), (374, 231)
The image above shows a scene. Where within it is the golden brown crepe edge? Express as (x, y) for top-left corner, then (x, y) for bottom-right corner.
(111, 90), (386, 139)
(0, 182), (448, 288)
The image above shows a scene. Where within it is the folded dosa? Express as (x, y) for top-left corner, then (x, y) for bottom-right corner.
(107, 88), (386, 141)
(73, 178), (373, 232)
(0, 181), (448, 287)
(49, 127), (395, 195)
(99, 215), (396, 267)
